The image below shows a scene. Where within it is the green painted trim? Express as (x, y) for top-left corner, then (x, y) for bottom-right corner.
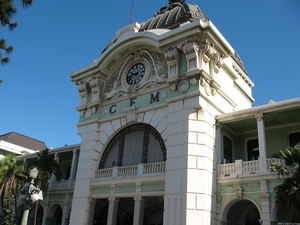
(115, 184), (136, 193)
(106, 59), (117, 71)
(92, 186), (110, 195)
(141, 182), (165, 192)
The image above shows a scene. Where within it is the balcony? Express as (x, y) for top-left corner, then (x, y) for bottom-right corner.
(94, 162), (166, 180)
(218, 158), (281, 178)
(48, 179), (76, 191)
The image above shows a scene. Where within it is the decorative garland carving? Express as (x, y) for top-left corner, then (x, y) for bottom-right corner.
(76, 76), (104, 117)
(199, 69), (220, 96)
(104, 50), (167, 100)
(164, 46), (180, 61)
(164, 46), (180, 78)
(78, 81), (89, 106)
(182, 39), (199, 55)
(200, 39), (224, 72)
(182, 39), (200, 72)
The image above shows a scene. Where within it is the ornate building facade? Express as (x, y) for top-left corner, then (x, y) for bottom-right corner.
(3, 1), (299, 225)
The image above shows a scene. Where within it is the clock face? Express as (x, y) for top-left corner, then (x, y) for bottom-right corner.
(126, 63), (145, 85)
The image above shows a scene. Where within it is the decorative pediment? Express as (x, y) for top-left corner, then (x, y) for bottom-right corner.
(104, 50), (167, 100)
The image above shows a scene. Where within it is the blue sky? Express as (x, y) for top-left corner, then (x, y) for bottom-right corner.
(1, 0), (299, 148)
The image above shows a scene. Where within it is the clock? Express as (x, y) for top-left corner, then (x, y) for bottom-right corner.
(126, 63), (145, 85)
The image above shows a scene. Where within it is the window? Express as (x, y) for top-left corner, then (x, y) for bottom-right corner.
(223, 135), (232, 163)
(289, 132), (300, 147)
(247, 139), (259, 160)
(99, 124), (166, 169)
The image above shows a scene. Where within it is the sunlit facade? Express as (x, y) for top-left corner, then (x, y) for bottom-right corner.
(1, 1), (300, 225)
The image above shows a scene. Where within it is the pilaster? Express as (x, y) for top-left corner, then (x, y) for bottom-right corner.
(69, 123), (101, 225)
(133, 196), (145, 225)
(260, 180), (271, 225)
(107, 197), (119, 225)
(164, 96), (215, 225)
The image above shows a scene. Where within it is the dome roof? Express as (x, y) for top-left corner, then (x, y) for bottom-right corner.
(139, 0), (208, 31)
(101, 1), (208, 54)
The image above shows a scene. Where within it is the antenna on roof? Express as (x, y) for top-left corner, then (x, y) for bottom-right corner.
(130, 0), (135, 23)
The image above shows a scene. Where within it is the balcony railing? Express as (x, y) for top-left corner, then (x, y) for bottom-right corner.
(48, 179), (76, 191)
(94, 162), (166, 180)
(218, 158), (282, 177)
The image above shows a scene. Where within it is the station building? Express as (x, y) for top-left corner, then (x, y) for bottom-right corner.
(1, 1), (299, 225)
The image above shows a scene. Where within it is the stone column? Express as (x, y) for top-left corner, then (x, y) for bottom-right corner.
(255, 113), (268, 173)
(215, 122), (222, 163)
(51, 153), (60, 181)
(61, 204), (68, 225)
(260, 180), (271, 225)
(88, 199), (97, 225)
(133, 196), (145, 225)
(107, 197), (119, 225)
(70, 149), (79, 180)
(42, 202), (49, 225)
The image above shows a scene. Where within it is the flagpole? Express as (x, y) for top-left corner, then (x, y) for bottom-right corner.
(130, 0), (134, 23)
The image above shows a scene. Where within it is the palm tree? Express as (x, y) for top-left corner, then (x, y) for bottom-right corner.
(269, 144), (300, 222)
(0, 154), (27, 225)
(27, 148), (62, 192)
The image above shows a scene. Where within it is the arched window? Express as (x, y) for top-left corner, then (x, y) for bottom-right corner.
(99, 124), (166, 169)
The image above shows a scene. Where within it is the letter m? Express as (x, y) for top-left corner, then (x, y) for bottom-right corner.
(150, 92), (160, 104)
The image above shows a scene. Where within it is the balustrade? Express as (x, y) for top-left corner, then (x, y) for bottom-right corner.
(218, 158), (281, 177)
(94, 162), (166, 180)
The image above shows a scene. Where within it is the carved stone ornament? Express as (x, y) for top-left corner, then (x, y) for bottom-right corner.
(255, 113), (264, 122)
(236, 186), (243, 199)
(124, 105), (138, 123)
(164, 46), (181, 78)
(78, 81), (89, 105)
(78, 81), (89, 94)
(104, 50), (167, 100)
(170, 82), (177, 91)
(164, 46), (180, 62)
(199, 69), (220, 96)
(200, 40), (215, 59)
(178, 80), (189, 93)
(182, 39), (199, 55)
(89, 76), (104, 102)
(84, 108), (92, 118)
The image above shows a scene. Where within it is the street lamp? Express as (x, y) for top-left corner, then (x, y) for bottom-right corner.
(20, 167), (43, 225)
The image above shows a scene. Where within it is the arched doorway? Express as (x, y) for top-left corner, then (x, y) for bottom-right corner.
(47, 204), (63, 225)
(226, 200), (260, 225)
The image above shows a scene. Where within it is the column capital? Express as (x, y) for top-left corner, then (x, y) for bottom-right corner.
(216, 122), (222, 129)
(255, 113), (264, 121)
(108, 196), (119, 202)
(134, 195), (144, 202)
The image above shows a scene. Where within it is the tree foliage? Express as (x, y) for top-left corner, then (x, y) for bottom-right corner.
(27, 148), (62, 192)
(0, 149), (61, 223)
(0, 154), (27, 224)
(0, 0), (33, 66)
(270, 144), (300, 222)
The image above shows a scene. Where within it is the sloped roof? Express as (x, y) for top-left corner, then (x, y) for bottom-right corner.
(0, 132), (47, 151)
